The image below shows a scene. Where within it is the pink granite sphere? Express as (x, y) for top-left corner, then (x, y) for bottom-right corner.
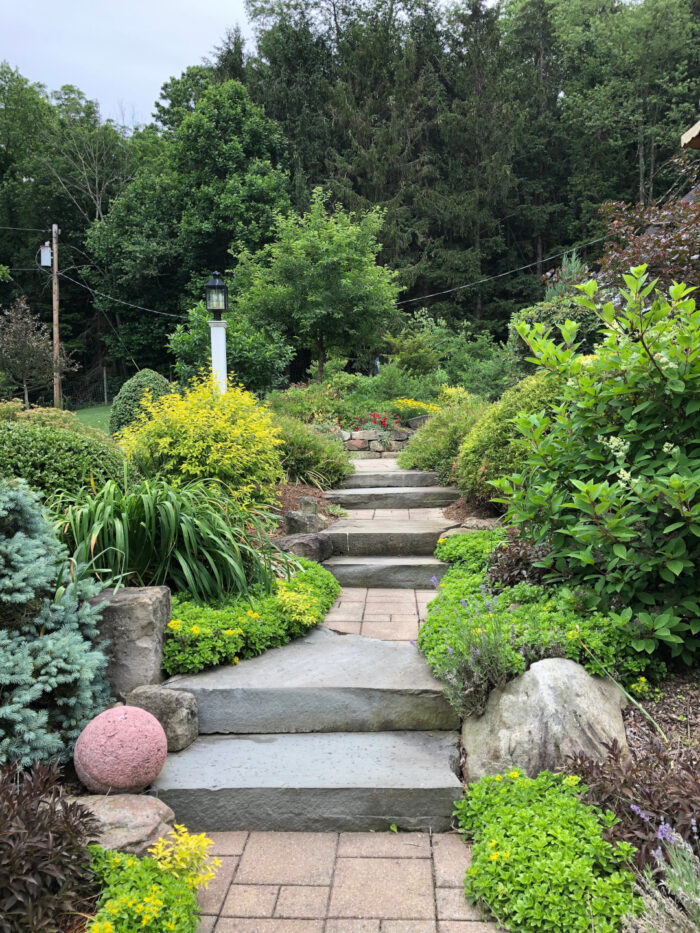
(74, 706), (168, 794)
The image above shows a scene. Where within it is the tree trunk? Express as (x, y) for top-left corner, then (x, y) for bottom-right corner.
(23, 382), (29, 408)
(317, 335), (326, 381)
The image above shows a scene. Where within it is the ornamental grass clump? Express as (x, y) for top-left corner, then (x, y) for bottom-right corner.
(494, 268), (700, 665)
(455, 770), (639, 933)
(54, 476), (279, 604)
(118, 374), (283, 512)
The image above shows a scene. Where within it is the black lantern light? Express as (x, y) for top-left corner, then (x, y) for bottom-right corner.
(205, 271), (228, 321)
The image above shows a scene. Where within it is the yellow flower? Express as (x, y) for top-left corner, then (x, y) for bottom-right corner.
(474, 627), (482, 635)
(508, 770), (520, 779)
(234, 656), (239, 664)
(493, 775), (502, 782)
(502, 850), (511, 859)
(437, 538), (446, 544)
(563, 775), (580, 786)
(224, 629), (237, 636)
(489, 852), (500, 861)
(168, 619), (182, 631)
(189, 624), (201, 635)
(488, 839), (498, 847)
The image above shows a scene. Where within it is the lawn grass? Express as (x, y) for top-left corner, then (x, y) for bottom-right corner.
(75, 403), (111, 434)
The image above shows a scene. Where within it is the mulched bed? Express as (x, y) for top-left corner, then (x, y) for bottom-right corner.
(443, 496), (500, 523)
(624, 670), (700, 769)
(271, 482), (337, 535)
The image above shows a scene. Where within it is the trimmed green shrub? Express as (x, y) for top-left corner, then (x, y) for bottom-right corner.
(454, 770), (638, 933)
(119, 375), (283, 511)
(164, 558), (341, 675)
(495, 270), (700, 664)
(0, 401), (106, 441)
(55, 477), (279, 603)
(0, 762), (100, 933)
(109, 368), (171, 434)
(276, 416), (353, 488)
(0, 481), (109, 765)
(398, 394), (489, 482)
(0, 421), (126, 499)
(506, 293), (602, 374)
(454, 373), (559, 508)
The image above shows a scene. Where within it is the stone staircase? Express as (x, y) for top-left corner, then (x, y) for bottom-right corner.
(151, 459), (463, 832)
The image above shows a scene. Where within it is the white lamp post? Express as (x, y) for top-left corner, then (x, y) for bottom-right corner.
(205, 271), (228, 393)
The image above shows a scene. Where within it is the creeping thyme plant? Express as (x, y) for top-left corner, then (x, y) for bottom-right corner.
(164, 557), (340, 675)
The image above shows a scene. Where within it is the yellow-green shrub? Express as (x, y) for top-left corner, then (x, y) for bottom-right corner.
(119, 375), (283, 510)
(454, 373), (559, 508)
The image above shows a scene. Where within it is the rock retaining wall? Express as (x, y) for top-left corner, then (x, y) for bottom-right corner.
(326, 427), (416, 455)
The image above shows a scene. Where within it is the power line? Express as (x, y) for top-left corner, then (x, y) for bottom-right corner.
(396, 234), (610, 307)
(0, 225), (48, 232)
(58, 271), (186, 319)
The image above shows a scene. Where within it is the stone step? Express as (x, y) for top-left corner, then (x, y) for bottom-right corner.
(327, 519), (455, 556)
(165, 628), (457, 734)
(150, 730), (461, 832)
(342, 470), (440, 489)
(323, 556), (448, 589)
(327, 486), (459, 509)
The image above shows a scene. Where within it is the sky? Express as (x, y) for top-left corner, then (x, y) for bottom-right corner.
(2, 0), (252, 125)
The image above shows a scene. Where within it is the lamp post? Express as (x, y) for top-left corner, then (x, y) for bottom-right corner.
(205, 271), (228, 393)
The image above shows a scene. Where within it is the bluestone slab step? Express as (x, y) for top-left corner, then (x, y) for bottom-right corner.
(327, 486), (459, 509)
(323, 556), (448, 589)
(165, 628), (458, 734)
(341, 469), (440, 489)
(151, 730), (461, 832)
(328, 518), (456, 556)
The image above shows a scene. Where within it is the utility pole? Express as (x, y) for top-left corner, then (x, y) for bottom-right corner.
(51, 223), (61, 408)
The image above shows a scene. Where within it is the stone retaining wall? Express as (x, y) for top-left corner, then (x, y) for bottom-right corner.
(322, 414), (430, 456)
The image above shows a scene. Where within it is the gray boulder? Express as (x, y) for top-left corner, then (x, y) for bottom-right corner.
(285, 510), (326, 534)
(274, 532), (333, 562)
(125, 685), (198, 752)
(92, 586), (170, 698)
(72, 794), (175, 855)
(461, 658), (629, 781)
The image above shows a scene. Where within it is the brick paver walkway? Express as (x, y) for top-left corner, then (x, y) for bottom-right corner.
(323, 587), (434, 642)
(197, 831), (498, 932)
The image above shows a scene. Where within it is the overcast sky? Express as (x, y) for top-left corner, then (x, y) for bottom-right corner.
(2, 0), (252, 125)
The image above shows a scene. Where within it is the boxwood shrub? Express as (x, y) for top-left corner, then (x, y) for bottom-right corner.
(0, 421), (126, 498)
(109, 368), (171, 434)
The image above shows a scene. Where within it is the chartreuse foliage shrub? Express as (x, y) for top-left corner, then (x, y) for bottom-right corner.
(398, 392), (489, 481)
(494, 269), (700, 664)
(109, 368), (172, 434)
(0, 421), (126, 498)
(454, 372), (560, 508)
(276, 415), (352, 488)
(0, 482), (109, 765)
(419, 531), (663, 718)
(0, 762), (99, 933)
(455, 770), (638, 933)
(55, 477), (278, 603)
(119, 374), (283, 510)
(163, 557), (340, 674)
(88, 825), (220, 933)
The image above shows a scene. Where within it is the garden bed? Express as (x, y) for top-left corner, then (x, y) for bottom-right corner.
(625, 672), (700, 765)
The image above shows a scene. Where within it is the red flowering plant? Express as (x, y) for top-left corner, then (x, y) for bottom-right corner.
(351, 412), (401, 431)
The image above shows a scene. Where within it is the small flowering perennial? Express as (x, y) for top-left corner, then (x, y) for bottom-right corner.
(455, 770), (639, 933)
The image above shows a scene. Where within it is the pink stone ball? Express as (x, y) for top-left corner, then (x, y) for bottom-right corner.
(74, 706), (168, 794)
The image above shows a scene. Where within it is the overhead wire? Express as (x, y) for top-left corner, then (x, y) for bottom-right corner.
(396, 234), (610, 306)
(57, 271), (186, 319)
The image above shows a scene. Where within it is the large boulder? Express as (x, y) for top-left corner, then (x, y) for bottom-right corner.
(125, 685), (198, 752)
(285, 510), (326, 534)
(274, 532), (333, 563)
(74, 706), (168, 793)
(461, 658), (629, 781)
(72, 794), (175, 855)
(92, 586), (170, 697)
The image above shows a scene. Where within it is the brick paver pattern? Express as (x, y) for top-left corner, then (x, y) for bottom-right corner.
(197, 831), (498, 932)
(323, 588), (435, 643)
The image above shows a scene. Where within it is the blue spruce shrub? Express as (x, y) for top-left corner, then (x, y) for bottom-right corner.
(0, 481), (110, 765)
